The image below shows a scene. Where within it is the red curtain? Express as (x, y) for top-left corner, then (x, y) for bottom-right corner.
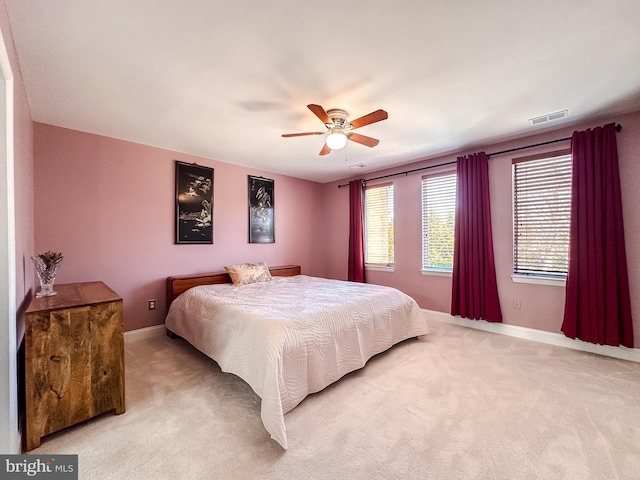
(451, 152), (502, 322)
(562, 123), (633, 347)
(348, 179), (366, 283)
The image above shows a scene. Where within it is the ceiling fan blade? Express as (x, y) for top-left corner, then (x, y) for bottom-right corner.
(308, 104), (331, 124)
(349, 133), (380, 147)
(349, 109), (388, 129)
(319, 143), (331, 156)
(281, 132), (324, 137)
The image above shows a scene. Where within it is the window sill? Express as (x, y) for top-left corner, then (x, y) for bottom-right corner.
(512, 274), (566, 287)
(421, 269), (452, 277)
(365, 264), (395, 273)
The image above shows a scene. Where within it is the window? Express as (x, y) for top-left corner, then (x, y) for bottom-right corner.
(421, 172), (456, 272)
(513, 149), (571, 277)
(364, 183), (394, 266)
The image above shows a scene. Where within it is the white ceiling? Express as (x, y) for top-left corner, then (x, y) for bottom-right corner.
(7, 1), (640, 183)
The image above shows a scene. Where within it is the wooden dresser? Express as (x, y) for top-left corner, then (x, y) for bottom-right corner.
(24, 281), (125, 451)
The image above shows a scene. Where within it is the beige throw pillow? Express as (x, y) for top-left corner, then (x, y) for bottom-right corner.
(224, 262), (272, 286)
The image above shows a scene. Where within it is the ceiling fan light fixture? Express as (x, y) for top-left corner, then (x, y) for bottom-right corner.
(326, 129), (347, 150)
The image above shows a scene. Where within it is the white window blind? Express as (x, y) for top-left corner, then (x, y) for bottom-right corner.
(421, 172), (457, 271)
(365, 184), (394, 266)
(513, 150), (572, 276)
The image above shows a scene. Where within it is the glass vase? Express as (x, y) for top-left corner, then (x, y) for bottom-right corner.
(32, 256), (61, 298)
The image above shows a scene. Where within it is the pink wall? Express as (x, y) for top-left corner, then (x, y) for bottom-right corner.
(34, 123), (325, 331)
(32, 111), (640, 344)
(322, 110), (640, 346)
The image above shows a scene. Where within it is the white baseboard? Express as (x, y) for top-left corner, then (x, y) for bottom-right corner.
(124, 324), (166, 344)
(424, 309), (640, 363)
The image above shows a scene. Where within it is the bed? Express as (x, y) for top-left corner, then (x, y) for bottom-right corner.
(165, 264), (429, 449)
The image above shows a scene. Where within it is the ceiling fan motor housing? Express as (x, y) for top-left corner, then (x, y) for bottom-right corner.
(326, 109), (349, 129)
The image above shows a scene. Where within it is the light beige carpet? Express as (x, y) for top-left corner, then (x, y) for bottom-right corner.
(30, 321), (640, 479)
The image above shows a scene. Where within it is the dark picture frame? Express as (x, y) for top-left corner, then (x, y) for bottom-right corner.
(248, 175), (275, 243)
(175, 161), (213, 244)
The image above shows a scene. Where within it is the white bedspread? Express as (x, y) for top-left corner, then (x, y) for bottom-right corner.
(165, 275), (429, 449)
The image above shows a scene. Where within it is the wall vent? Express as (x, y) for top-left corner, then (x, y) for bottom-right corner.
(529, 109), (568, 125)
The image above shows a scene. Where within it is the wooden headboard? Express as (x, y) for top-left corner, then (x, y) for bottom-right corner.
(166, 264), (301, 311)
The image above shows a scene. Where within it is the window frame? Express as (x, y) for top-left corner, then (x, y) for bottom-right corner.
(364, 182), (395, 269)
(421, 170), (457, 275)
(512, 148), (572, 284)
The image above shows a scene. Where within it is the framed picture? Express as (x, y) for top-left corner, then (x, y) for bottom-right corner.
(248, 175), (275, 243)
(175, 161), (213, 244)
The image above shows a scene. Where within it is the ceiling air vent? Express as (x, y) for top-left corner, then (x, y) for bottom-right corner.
(529, 109), (568, 125)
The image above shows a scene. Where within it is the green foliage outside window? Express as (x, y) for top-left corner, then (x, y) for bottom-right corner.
(426, 209), (455, 269)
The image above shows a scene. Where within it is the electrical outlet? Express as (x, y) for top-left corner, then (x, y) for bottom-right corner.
(513, 298), (521, 309)
(148, 299), (156, 310)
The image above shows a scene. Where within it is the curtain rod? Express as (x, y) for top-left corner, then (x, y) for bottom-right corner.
(337, 123), (622, 188)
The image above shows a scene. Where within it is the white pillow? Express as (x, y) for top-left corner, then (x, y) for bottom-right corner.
(224, 262), (272, 286)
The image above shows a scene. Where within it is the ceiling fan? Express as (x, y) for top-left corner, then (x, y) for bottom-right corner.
(282, 104), (388, 156)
